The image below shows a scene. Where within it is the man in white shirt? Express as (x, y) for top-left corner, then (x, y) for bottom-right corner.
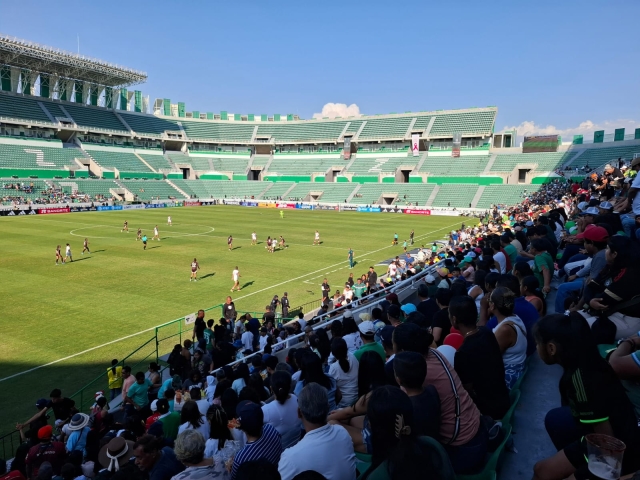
(241, 329), (254, 352)
(491, 240), (507, 273)
(278, 383), (356, 480)
(259, 327), (269, 350)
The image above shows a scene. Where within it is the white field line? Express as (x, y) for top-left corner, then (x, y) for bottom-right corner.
(0, 220), (460, 382)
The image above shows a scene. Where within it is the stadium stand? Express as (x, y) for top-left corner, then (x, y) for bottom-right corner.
(84, 147), (153, 172)
(346, 155), (415, 175)
(171, 179), (267, 199)
(261, 181), (295, 199)
(136, 151), (175, 171)
(357, 117), (413, 140)
(0, 92), (53, 123)
(283, 182), (357, 202)
(490, 152), (575, 173)
(474, 184), (542, 209)
(58, 178), (120, 197)
(181, 120), (254, 143)
(61, 104), (129, 132)
(419, 155), (488, 175)
(430, 183), (479, 207)
(267, 155), (346, 175)
(428, 109), (496, 137)
(118, 112), (180, 136)
(256, 121), (348, 143)
(0, 140), (84, 169)
(569, 144), (640, 169)
(119, 180), (185, 200)
(1, 178), (51, 202)
(349, 183), (437, 206)
(40, 100), (68, 121)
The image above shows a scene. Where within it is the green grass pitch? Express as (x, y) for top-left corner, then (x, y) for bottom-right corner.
(0, 205), (462, 434)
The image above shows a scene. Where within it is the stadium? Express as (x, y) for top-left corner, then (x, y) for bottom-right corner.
(2, 15), (640, 480)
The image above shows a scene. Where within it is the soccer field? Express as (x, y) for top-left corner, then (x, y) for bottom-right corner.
(0, 205), (461, 434)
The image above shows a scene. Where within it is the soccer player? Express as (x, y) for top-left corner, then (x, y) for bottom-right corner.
(231, 266), (241, 292)
(82, 238), (90, 255)
(121, 220), (129, 233)
(153, 225), (160, 241)
(347, 247), (354, 269)
(266, 236), (272, 253)
(142, 234), (148, 250)
(228, 235), (233, 251)
(55, 245), (63, 265)
(190, 258), (200, 282)
(410, 229), (415, 245)
(279, 236), (285, 249)
(167, 215), (172, 226)
(313, 230), (320, 245)
(280, 210), (284, 219)
(251, 231), (257, 245)
(65, 243), (73, 263)
(136, 228), (142, 241)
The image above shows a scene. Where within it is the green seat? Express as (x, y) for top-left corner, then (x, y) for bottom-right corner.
(355, 452), (372, 476)
(501, 389), (521, 428)
(456, 425), (512, 480)
(598, 344), (616, 359)
(511, 365), (528, 392)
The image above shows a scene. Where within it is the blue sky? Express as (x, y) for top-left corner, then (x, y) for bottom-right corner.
(1, 0), (639, 138)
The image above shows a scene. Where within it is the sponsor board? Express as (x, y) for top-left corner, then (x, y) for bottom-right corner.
(70, 206), (90, 213)
(184, 201), (202, 207)
(404, 208), (432, 215)
(184, 313), (196, 325)
(144, 203), (166, 209)
(122, 204), (146, 210)
(429, 210), (460, 217)
(296, 204), (314, 210)
(258, 202), (276, 208)
(97, 205), (123, 211)
(380, 207), (403, 214)
(38, 207), (71, 215)
(357, 206), (381, 213)
(223, 199), (240, 205)
(276, 203), (296, 209)
(340, 205), (358, 211)
(240, 201), (258, 207)
(200, 200), (216, 206)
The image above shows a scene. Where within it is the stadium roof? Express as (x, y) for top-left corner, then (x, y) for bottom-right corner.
(0, 34), (147, 88)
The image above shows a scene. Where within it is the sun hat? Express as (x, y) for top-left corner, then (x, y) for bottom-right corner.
(68, 413), (90, 431)
(343, 309), (353, 319)
(436, 345), (456, 367)
(465, 251), (477, 258)
(98, 436), (135, 472)
(358, 312), (371, 322)
(599, 201), (613, 210)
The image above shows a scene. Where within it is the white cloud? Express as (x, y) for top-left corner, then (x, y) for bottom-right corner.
(312, 103), (362, 119)
(501, 119), (640, 142)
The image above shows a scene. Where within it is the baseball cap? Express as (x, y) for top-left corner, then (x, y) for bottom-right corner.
(150, 399), (158, 412)
(443, 333), (465, 350)
(525, 220), (534, 227)
(343, 309), (353, 319)
(400, 303), (417, 315)
(385, 292), (399, 303)
(579, 207), (599, 216)
(358, 321), (376, 336)
(237, 400), (264, 433)
(36, 398), (48, 409)
(576, 225), (609, 242)
(631, 157), (640, 168)
(465, 251), (477, 258)
(379, 325), (395, 346)
(232, 340), (244, 349)
(38, 425), (53, 440)
(387, 304), (402, 319)
(436, 267), (449, 277)
(577, 201), (589, 211)
(599, 201), (613, 210)
(425, 274), (436, 284)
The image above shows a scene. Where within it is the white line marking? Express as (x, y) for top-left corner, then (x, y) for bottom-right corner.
(0, 220), (459, 382)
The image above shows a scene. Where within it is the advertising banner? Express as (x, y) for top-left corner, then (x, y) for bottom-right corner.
(122, 204), (145, 210)
(97, 205), (123, 211)
(240, 201), (258, 207)
(429, 210), (460, 217)
(258, 202), (276, 208)
(200, 200), (216, 206)
(340, 205), (358, 211)
(404, 208), (432, 216)
(276, 203), (296, 209)
(380, 206), (403, 214)
(296, 204), (314, 210)
(1, 209), (36, 216)
(184, 201), (202, 207)
(38, 207), (71, 215)
(223, 199), (240, 205)
(344, 137), (352, 160)
(144, 203), (165, 209)
(412, 134), (420, 157)
(357, 206), (381, 213)
(452, 132), (461, 158)
(70, 206), (90, 213)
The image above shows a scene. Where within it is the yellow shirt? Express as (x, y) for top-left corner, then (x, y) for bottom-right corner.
(107, 366), (123, 389)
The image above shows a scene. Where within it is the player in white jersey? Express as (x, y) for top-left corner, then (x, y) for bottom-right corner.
(251, 231), (257, 245)
(190, 258), (200, 282)
(167, 216), (172, 226)
(231, 266), (241, 291)
(82, 238), (90, 255)
(313, 230), (320, 245)
(153, 225), (160, 241)
(65, 243), (73, 263)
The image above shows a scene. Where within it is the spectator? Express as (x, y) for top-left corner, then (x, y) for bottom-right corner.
(107, 360), (123, 401)
(278, 383), (356, 480)
(415, 284), (439, 326)
(132, 435), (184, 480)
(356, 351), (386, 399)
(17, 389), (76, 432)
(360, 386), (455, 480)
(262, 371), (302, 449)
(533, 313), (640, 480)
(341, 314), (363, 353)
(154, 399), (181, 442)
(487, 287), (527, 389)
(95, 436), (137, 479)
(121, 367), (135, 400)
(204, 404), (244, 464)
(235, 460), (281, 480)
(449, 296), (510, 420)
(353, 321), (386, 362)
(188, 387), (210, 416)
(231, 401), (282, 479)
(65, 413), (90, 456)
(393, 352), (441, 438)
(232, 364), (251, 396)
(178, 400), (210, 439)
(520, 276), (546, 316)
(24, 426), (65, 479)
(293, 352), (337, 412)
(467, 269), (487, 313)
(530, 239), (554, 295)
(432, 289), (453, 345)
(328, 338), (360, 408)
(124, 372), (152, 417)
(172, 430), (215, 478)
(168, 344), (190, 380)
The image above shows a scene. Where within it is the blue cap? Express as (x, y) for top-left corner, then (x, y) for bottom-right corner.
(232, 340), (244, 349)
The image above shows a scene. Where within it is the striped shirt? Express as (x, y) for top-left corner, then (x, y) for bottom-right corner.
(231, 423), (282, 479)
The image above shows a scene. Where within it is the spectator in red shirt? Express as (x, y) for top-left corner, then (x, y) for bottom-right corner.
(24, 426), (66, 479)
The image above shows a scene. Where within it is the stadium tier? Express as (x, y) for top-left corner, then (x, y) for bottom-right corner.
(569, 144), (640, 169)
(118, 111), (180, 136)
(419, 155), (488, 175)
(261, 181), (295, 199)
(346, 154), (415, 175)
(357, 117), (414, 140)
(1, 178), (51, 201)
(60, 103), (129, 133)
(58, 179), (120, 197)
(171, 179), (268, 199)
(84, 147), (153, 173)
(181, 120), (254, 143)
(119, 180), (184, 200)
(350, 183), (437, 205)
(255, 121), (349, 143)
(0, 140), (84, 169)
(283, 182), (357, 202)
(474, 184), (542, 209)
(430, 184), (479, 208)
(428, 110), (496, 137)
(489, 152), (575, 173)
(136, 151), (175, 171)
(0, 92), (53, 123)
(267, 155), (346, 176)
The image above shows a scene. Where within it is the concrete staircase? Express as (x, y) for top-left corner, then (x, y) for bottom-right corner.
(482, 154), (497, 174)
(471, 186), (485, 208)
(166, 180), (190, 199)
(346, 183), (361, 202)
(426, 185), (440, 206)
